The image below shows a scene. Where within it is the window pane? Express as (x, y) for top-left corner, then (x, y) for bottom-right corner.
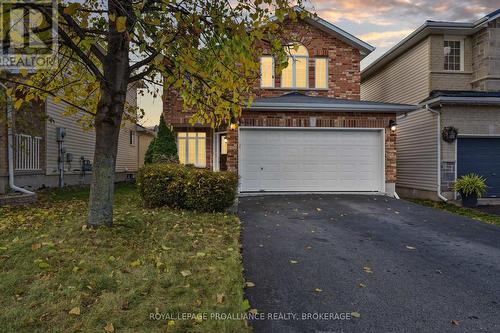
(197, 137), (206, 167)
(444, 40), (461, 71)
(188, 139), (196, 164)
(188, 132), (197, 138)
(315, 58), (328, 88)
(281, 58), (293, 88)
(295, 57), (307, 88)
(260, 56), (274, 88)
(177, 138), (186, 164)
(221, 135), (228, 154)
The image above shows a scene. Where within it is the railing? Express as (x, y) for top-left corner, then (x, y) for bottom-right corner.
(15, 134), (42, 171)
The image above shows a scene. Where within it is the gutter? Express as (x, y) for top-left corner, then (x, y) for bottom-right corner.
(1, 82), (35, 196)
(425, 104), (448, 202)
(424, 96), (500, 107)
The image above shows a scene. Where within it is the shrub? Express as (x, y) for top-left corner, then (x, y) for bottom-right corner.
(137, 163), (238, 212)
(453, 173), (487, 198)
(145, 115), (178, 164)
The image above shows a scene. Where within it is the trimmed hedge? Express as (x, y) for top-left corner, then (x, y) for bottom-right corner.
(137, 163), (238, 212)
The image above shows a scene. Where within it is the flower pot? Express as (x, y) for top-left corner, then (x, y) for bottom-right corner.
(461, 192), (478, 208)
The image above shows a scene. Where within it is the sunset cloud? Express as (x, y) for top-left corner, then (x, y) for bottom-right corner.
(303, 0), (499, 67)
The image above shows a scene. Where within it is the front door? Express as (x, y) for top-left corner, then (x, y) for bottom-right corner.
(219, 134), (228, 171)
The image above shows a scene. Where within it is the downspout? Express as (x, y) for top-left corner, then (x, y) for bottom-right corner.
(1, 82), (35, 195)
(425, 104), (448, 202)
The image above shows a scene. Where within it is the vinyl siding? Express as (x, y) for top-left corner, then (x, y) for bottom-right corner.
(361, 37), (430, 105)
(45, 87), (139, 175)
(396, 108), (438, 191)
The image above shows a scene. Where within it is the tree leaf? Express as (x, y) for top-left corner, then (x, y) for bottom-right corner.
(63, 3), (80, 15)
(180, 270), (191, 277)
(245, 281), (255, 288)
(451, 319), (460, 326)
(104, 322), (114, 332)
(290, 260), (298, 264)
(68, 307), (81, 316)
(116, 17), (127, 33)
(405, 246), (416, 250)
(351, 312), (361, 318)
(314, 288), (322, 293)
(216, 293), (225, 304)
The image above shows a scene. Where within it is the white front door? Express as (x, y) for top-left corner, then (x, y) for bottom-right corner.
(239, 128), (384, 192)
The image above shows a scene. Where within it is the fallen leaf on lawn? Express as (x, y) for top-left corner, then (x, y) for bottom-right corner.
(245, 282), (255, 288)
(290, 260), (298, 264)
(216, 293), (225, 304)
(130, 260), (141, 267)
(314, 288), (323, 293)
(405, 246), (416, 250)
(359, 283), (366, 288)
(167, 320), (175, 327)
(68, 307), (81, 316)
(249, 309), (258, 315)
(31, 243), (42, 250)
(451, 319), (460, 326)
(104, 322), (114, 332)
(196, 252), (206, 257)
(363, 266), (373, 274)
(180, 270), (192, 277)
(351, 312), (361, 318)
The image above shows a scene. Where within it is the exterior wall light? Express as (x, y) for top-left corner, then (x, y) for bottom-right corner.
(389, 119), (397, 132)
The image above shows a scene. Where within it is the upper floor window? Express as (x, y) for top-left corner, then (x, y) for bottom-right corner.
(281, 44), (309, 89)
(444, 39), (464, 71)
(315, 58), (328, 89)
(260, 56), (274, 88)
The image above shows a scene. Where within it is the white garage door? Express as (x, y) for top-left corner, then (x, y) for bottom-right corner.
(239, 128), (384, 192)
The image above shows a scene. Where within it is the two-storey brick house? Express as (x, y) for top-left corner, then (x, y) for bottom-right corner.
(164, 9), (415, 195)
(362, 9), (500, 200)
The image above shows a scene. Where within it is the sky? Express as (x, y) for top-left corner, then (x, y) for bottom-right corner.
(137, 0), (499, 127)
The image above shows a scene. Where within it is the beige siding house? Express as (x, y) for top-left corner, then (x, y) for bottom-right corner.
(0, 85), (144, 194)
(361, 9), (500, 200)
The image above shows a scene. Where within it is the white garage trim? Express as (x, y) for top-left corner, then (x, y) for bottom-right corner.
(238, 127), (386, 193)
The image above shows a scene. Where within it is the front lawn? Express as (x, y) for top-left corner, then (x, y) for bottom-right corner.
(0, 184), (249, 332)
(409, 199), (500, 227)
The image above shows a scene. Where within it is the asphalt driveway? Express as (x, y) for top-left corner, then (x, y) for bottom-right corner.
(239, 195), (500, 333)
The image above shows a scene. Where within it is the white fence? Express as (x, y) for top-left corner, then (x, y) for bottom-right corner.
(15, 134), (42, 171)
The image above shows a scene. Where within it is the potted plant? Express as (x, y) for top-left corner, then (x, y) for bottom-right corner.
(453, 174), (487, 208)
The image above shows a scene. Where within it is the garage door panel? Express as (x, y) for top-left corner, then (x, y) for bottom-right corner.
(239, 128), (383, 192)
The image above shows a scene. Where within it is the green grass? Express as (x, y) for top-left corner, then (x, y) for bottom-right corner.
(0, 184), (250, 333)
(409, 199), (500, 227)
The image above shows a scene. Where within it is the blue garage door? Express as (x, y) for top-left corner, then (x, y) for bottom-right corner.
(457, 138), (500, 198)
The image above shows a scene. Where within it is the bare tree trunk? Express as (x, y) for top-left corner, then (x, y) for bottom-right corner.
(87, 0), (132, 227)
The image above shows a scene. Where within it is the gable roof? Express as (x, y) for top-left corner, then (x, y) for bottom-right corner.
(277, 7), (375, 59)
(362, 9), (500, 79)
(247, 92), (416, 113)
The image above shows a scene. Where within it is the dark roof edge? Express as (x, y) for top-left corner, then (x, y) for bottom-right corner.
(422, 96), (500, 107)
(247, 102), (417, 113)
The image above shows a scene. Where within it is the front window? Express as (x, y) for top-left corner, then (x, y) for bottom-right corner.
(260, 56), (274, 88)
(177, 132), (206, 167)
(315, 58), (328, 89)
(281, 44), (308, 89)
(129, 130), (136, 145)
(444, 40), (463, 71)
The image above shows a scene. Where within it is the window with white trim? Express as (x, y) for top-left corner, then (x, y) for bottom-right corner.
(177, 132), (206, 167)
(281, 44), (308, 89)
(129, 130), (136, 145)
(315, 58), (328, 89)
(444, 39), (463, 71)
(260, 56), (274, 88)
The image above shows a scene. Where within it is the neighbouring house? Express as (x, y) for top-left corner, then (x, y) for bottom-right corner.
(137, 125), (156, 167)
(0, 84), (142, 194)
(164, 9), (416, 196)
(361, 9), (500, 200)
